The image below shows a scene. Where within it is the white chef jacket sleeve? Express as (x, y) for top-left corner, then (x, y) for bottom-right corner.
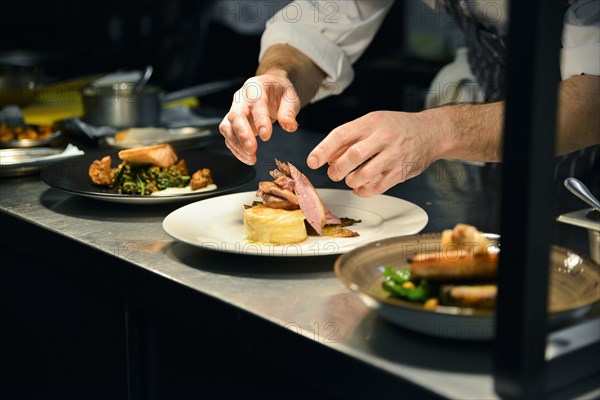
(259, 0), (394, 102)
(561, 0), (600, 79)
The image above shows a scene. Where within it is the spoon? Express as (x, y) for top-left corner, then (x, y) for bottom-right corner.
(564, 177), (600, 213)
(130, 65), (153, 97)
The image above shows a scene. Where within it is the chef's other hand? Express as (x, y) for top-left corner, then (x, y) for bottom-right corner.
(307, 111), (442, 197)
(219, 73), (301, 165)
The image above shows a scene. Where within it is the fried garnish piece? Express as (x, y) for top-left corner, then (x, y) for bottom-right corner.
(114, 129), (129, 144)
(0, 123), (54, 141)
(16, 127), (38, 140)
(441, 223), (491, 255)
(339, 217), (362, 227)
(424, 298), (439, 310)
(37, 125), (53, 139)
(190, 168), (213, 190)
(322, 225), (360, 237)
(0, 131), (12, 142)
(118, 143), (178, 168)
(88, 155), (114, 185)
(304, 220), (360, 237)
(244, 201), (264, 209)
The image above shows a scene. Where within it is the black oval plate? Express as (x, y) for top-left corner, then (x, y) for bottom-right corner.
(40, 149), (256, 204)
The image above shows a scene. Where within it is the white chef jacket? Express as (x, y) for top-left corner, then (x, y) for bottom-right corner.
(259, 0), (600, 103)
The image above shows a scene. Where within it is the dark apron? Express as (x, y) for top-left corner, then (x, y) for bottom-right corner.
(442, 0), (599, 208)
(443, 0), (508, 102)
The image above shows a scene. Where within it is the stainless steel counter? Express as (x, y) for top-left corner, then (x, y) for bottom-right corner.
(1, 127), (596, 399)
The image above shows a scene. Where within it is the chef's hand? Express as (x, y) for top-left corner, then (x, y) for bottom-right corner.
(219, 73), (301, 165)
(307, 111), (442, 197)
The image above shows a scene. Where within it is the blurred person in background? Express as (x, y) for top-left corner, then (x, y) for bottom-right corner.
(219, 0), (600, 197)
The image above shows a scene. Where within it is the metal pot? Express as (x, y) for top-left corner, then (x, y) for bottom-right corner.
(81, 83), (161, 128)
(81, 78), (242, 129)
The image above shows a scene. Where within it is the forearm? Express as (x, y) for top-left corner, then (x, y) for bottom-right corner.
(256, 44), (327, 107)
(421, 101), (505, 162)
(556, 74), (600, 155)
(422, 74), (600, 162)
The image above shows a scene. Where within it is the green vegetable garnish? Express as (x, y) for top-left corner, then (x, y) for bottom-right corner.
(110, 163), (190, 195)
(383, 266), (411, 283)
(382, 266), (432, 303)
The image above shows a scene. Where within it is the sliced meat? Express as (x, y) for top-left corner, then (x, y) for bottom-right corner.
(275, 158), (291, 176)
(269, 169), (287, 180)
(274, 159), (339, 224)
(258, 181), (299, 205)
(118, 143), (178, 168)
(288, 162), (326, 235)
(262, 194), (300, 210)
(260, 159), (345, 235)
(324, 207), (341, 225)
(273, 175), (295, 192)
(88, 155), (114, 185)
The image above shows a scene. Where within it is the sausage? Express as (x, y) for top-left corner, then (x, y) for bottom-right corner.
(408, 249), (499, 281)
(440, 284), (497, 309)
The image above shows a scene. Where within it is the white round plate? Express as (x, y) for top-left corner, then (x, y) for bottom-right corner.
(163, 189), (429, 256)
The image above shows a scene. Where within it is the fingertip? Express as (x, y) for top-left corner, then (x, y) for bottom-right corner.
(239, 152), (257, 166)
(307, 155), (319, 169)
(243, 158), (257, 166)
(281, 121), (298, 133)
(224, 141), (255, 166)
(258, 127), (270, 141)
(327, 163), (341, 181)
(277, 111), (298, 132)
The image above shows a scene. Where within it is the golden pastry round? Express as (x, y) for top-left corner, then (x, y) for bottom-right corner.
(243, 205), (307, 245)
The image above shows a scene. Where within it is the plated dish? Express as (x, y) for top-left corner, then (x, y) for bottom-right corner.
(41, 149), (256, 204)
(0, 147), (65, 177)
(334, 233), (600, 340)
(99, 126), (218, 150)
(0, 124), (62, 148)
(162, 189), (429, 256)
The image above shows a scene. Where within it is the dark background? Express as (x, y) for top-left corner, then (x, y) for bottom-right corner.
(0, 0), (448, 133)
(1, 2), (599, 399)
(2, 0), (597, 215)
(1, 0), (597, 211)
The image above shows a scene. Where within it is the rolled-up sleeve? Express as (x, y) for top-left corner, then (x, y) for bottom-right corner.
(260, 0), (394, 102)
(561, 0), (600, 80)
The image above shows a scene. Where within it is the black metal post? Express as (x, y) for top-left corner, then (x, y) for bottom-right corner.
(493, 0), (564, 398)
